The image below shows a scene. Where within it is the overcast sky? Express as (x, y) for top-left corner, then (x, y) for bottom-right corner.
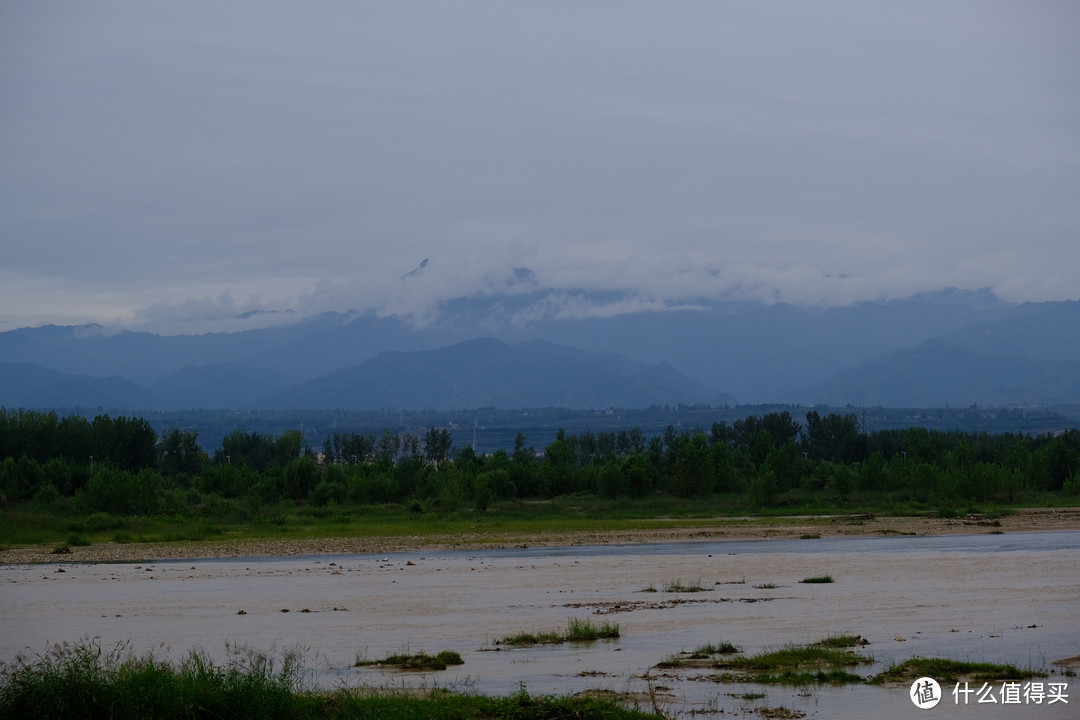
(2, 1), (1077, 334)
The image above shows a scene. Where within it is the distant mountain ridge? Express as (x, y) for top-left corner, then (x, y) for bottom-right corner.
(1, 293), (1079, 410)
(0, 362), (160, 409)
(805, 301), (1080, 406)
(0, 337), (731, 411)
(263, 338), (731, 410)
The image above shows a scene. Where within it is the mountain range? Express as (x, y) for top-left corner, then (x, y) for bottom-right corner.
(1, 290), (1078, 411)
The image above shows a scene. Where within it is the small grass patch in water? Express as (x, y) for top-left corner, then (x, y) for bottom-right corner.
(705, 639), (872, 686)
(813, 634), (868, 648)
(871, 657), (1046, 684)
(694, 642), (742, 656)
(753, 705), (806, 719)
(499, 618), (620, 646)
(662, 578), (711, 593)
(499, 630), (565, 646)
(798, 575), (833, 584)
(754, 668), (865, 686)
(354, 650), (464, 671)
(657, 641), (743, 668)
(567, 617), (621, 641)
(725, 645), (865, 671)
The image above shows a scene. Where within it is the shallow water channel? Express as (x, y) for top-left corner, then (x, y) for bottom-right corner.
(3, 531), (1078, 718)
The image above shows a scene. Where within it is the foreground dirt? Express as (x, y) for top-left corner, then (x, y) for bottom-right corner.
(3, 507), (1079, 565)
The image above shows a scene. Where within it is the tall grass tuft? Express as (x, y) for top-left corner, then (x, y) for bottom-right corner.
(500, 618), (620, 646)
(661, 578), (710, 593)
(0, 638), (312, 720)
(566, 617), (620, 641)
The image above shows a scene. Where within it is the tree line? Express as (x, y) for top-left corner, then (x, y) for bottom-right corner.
(1, 408), (1078, 516)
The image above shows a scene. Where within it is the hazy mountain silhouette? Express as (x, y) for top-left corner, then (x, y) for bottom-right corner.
(804, 301), (1080, 406)
(261, 338), (731, 410)
(1, 293), (1077, 410)
(0, 362), (161, 409)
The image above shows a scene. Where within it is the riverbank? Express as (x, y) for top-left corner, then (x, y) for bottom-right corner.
(4, 507), (1079, 564)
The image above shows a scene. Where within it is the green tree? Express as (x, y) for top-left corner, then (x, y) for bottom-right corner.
(749, 469), (778, 507)
(312, 464), (348, 506)
(624, 450), (656, 499)
(160, 428), (204, 476)
(281, 456), (319, 500)
(217, 430), (274, 471)
(0, 456), (44, 502)
(543, 439), (577, 497)
(424, 427), (453, 466)
(274, 429), (305, 466)
(802, 411), (864, 464)
(597, 459), (627, 499)
(83, 467), (161, 515)
(376, 429), (400, 465)
(667, 431), (714, 497)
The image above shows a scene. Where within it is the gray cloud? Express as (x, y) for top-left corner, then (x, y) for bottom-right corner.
(1, 1), (1077, 333)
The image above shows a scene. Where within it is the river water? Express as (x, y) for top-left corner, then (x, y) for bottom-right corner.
(3, 531), (1077, 718)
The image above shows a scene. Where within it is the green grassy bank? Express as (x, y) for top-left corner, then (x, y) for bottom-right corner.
(3, 490), (1060, 553)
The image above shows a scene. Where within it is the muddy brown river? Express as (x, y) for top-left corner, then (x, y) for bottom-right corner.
(3, 531), (1077, 718)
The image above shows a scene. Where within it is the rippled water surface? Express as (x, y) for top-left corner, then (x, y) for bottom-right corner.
(4, 531), (1078, 718)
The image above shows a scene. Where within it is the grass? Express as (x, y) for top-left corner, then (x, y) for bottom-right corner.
(648, 631), (1059, 691)
(813, 634), (868, 648)
(0, 640), (659, 720)
(354, 650), (464, 671)
(694, 642), (742, 656)
(871, 657), (1047, 684)
(566, 617), (621, 642)
(500, 630), (566, 646)
(0, 490), (1067, 550)
(664, 638), (1051, 690)
(798, 575), (834, 584)
(499, 618), (620, 646)
(752, 669), (865, 686)
(661, 578), (711, 593)
(724, 645), (866, 671)
(0, 639), (310, 720)
(703, 638), (873, 686)
(657, 641), (743, 668)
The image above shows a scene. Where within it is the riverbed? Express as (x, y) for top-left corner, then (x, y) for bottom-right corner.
(3, 531), (1077, 718)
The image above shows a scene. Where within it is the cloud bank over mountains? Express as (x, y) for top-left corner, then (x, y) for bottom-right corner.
(101, 251), (1074, 337)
